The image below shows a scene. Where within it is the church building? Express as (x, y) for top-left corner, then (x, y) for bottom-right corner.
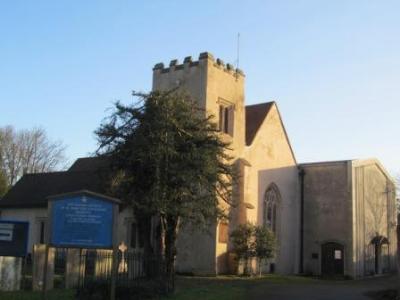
(0, 52), (397, 278)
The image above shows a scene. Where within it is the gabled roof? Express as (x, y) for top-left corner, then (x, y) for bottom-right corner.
(0, 170), (108, 208)
(245, 102), (274, 146)
(68, 156), (110, 172)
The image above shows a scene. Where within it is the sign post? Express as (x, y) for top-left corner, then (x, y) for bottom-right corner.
(45, 190), (120, 300)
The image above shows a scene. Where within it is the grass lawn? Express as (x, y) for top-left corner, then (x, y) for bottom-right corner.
(0, 275), (317, 300)
(162, 274), (316, 300)
(0, 289), (75, 300)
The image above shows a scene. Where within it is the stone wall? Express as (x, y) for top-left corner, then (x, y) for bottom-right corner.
(352, 160), (398, 277)
(301, 161), (353, 276)
(244, 103), (299, 274)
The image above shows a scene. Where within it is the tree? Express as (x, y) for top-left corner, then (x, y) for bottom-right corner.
(254, 226), (276, 276)
(395, 175), (399, 210)
(395, 175), (400, 298)
(230, 223), (276, 276)
(0, 169), (8, 197)
(230, 222), (255, 275)
(95, 90), (235, 293)
(0, 126), (67, 186)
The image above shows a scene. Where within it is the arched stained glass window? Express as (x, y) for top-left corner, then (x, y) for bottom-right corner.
(263, 183), (281, 234)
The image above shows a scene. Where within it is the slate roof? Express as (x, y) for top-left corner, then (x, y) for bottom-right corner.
(245, 102), (274, 146)
(68, 156), (110, 172)
(0, 170), (108, 208)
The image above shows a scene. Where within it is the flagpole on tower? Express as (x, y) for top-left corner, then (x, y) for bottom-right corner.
(236, 32), (240, 70)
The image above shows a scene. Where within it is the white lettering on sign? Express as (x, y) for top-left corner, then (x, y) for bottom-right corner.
(61, 202), (108, 225)
(0, 224), (14, 241)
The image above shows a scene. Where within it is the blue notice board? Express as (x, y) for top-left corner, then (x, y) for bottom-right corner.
(50, 192), (118, 249)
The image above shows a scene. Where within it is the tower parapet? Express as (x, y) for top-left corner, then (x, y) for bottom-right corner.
(152, 51), (246, 158)
(153, 52), (244, 78)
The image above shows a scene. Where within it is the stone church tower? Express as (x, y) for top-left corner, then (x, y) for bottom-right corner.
(152, 53), (250, 274)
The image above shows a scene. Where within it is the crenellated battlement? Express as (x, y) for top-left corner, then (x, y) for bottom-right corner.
(153, 52), (244, 77)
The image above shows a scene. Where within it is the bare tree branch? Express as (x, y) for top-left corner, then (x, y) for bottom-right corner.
(0, 126), (68, 186)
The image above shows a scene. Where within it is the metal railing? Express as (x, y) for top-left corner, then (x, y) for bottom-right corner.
(78, 250), (162, 288)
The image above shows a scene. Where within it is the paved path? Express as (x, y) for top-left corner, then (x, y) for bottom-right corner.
(248, 275), (398, 300)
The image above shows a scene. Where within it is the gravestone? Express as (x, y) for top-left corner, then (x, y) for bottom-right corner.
(32, 244), (55, 291)
(0, 257), (22, 291)
(94, 249), (113, 278)
(65, 248), (81, 288)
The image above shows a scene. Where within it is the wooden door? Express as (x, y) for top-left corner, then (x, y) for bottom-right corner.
(321, 242), (344, 276)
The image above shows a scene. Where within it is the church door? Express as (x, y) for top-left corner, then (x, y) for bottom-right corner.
(370, 236), (389, 275)
(374, 243), (380, 274)
(321, 242), (344, 276)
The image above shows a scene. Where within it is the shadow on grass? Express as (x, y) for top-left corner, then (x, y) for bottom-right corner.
(160, 275), (319, 300)
(364, 289), (398, 300)
(0, 289), (74, 300)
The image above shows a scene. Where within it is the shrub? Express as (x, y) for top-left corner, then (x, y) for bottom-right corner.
(230, 223), (276, 276)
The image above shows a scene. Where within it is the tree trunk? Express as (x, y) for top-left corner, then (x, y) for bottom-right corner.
(137, 215), (154, 278)
(162, 216), (178, 294)
(244, 257), (250, 276)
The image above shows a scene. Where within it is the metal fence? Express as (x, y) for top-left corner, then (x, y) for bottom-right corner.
(20, 248), (162, 292)
(78, 250), (162, 288)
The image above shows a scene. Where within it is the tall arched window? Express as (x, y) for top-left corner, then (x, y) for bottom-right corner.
(263, 183), (281, 234)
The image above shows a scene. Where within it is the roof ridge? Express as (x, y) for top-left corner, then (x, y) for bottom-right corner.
(24, 169), (101, 177)
(74, 156), (98, 159)
(24, 170), (70, 176)
(245, 101), (275, 108)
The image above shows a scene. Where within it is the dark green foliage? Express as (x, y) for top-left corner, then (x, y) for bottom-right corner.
(254, 226), (276, 275)
(230, 223), (255, 261)
(230, 223), (276, 276)
(96, 90), (234, 222)
(95, 90), (235, 293)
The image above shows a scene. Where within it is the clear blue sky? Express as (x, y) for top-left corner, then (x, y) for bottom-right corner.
(1, 1), (399, 176)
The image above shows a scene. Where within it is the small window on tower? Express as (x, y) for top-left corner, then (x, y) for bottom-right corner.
(218, 103), (234, 136)
(218, 222), (229, 243)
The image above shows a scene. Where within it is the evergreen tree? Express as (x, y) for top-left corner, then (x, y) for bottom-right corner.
(95, 90), (235, 293)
